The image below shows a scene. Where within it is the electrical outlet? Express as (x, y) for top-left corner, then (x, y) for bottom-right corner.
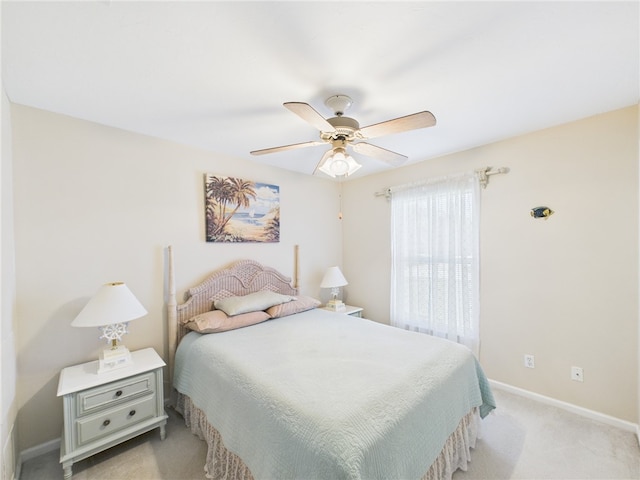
(571, 366), (584, 382)
(524, 354), (535, 368)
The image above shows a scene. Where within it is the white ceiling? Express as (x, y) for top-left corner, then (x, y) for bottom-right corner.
(3, 1), (639, 180)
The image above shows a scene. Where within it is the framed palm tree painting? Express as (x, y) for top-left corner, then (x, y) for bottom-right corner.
(204, 174), (280, 243)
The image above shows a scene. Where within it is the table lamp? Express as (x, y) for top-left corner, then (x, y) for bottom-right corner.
(320, 266), (348, 312)
(71, 282), (147, 373)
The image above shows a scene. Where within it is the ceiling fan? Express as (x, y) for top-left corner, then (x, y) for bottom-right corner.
(250, 95), (436, 178)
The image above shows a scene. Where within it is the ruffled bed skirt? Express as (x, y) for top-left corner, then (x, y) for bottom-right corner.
(176, 392), (479, 480)
(422, 406), (479, 480)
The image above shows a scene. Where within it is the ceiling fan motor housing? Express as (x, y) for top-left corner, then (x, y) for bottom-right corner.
(322, 116), (360, 142)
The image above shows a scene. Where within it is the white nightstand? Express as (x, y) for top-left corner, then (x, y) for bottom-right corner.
(57, 347), (168, 479)
(321, 305), (363, 317)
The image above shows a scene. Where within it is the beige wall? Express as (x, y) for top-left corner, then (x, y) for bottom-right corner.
(11, 105), (342, 451)
(342, 105), (639, 423)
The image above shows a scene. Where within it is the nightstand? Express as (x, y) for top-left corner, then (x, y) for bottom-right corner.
(57, 347), (168, 479)
(321, 305), (363, 317)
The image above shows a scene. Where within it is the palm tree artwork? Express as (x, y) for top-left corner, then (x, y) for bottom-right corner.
(205, 174), (280, 243)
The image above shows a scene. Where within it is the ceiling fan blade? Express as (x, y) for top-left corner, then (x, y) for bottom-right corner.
(352, 142), (408, 167)
(250, 140), (325, 156)
(312, 149), (333, 176)
(358, 111), (436, 139)
(284, 102), (337, 133)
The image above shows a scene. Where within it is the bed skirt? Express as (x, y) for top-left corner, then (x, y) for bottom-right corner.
(176, 392), (479, 480)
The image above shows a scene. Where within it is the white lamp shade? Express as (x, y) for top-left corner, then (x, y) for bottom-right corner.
(71, 282), (147, 328)
(320, 267), (348, 288)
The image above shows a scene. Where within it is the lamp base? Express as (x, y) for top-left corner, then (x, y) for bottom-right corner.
(98, 345), (132, 374)
(325, 299), (346, 312)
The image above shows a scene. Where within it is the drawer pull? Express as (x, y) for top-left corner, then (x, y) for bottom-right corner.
(103, 419), (111, 427)
(115, 390), (123, 397)
(129, 410), (136, 417)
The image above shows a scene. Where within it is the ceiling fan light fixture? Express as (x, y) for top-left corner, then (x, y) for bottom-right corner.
(346, 156), (362, 175)
(319, 148), (362, 178)
(332, 148), (346, 160)
(331, 158), (349, 175)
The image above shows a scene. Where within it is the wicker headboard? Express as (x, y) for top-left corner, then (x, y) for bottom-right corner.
(177, 259), (298, 323)
(166, 246), (299, 384)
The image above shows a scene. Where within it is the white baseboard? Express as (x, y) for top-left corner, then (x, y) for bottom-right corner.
(489, 380), (639, 438)
(18, 437), (60, 476)
(19, 437), (60, 463)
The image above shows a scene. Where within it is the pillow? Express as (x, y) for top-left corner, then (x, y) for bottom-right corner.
(185, 309), (271, 334)
(214, 290), (296, 316)
(266, 295), (321, 318)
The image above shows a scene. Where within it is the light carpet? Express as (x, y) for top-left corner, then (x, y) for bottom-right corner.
(453, 388), (639, 479)
(19, 389), (639, 479)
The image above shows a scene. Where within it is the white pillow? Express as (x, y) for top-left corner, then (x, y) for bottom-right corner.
(214, 290), (296, 316)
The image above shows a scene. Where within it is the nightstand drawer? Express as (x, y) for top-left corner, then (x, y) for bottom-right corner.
(76, 395), (156, 446)
(77, 371), (155, 416)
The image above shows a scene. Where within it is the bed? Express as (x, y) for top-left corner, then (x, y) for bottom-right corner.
(167, 252), (495, 480)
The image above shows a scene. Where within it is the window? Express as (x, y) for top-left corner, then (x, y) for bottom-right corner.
(390, 172), (480, 355)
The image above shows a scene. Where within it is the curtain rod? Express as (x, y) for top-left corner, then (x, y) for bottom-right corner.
(374, 166), (509, 198)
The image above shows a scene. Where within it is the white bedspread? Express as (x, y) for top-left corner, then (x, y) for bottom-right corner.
(174, 308), (495, 480)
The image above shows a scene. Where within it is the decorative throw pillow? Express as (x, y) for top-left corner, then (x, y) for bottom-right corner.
(214, 290), (296, 316)
(185, 310), (271, 334)
(266, 296), (321, 318)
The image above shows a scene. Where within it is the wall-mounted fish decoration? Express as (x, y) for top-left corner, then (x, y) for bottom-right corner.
(531, 206), (554, 219)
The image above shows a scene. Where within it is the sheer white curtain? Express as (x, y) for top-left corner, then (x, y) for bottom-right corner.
(390, 171), (480, 356)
